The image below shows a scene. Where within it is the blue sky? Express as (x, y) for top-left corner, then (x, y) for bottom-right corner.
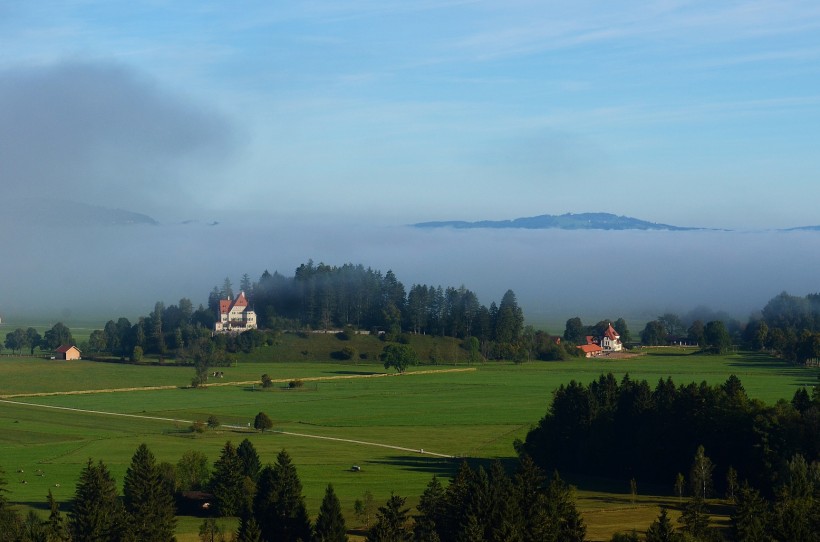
(3, 1), (820, 229)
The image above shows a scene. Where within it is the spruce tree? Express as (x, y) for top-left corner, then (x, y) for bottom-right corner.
(678, 497), (710, 538)
(21, 510), (47, 542)
(0, 467), (22, 538)
(545, 471), (586, 542)
(46, 489), (70, 541)
(123, 443), (177, 541)
(69, 459), (126, 542)
(645, 507), (680, 542)
(237, 439), (261, 481)
(236, 513), (262, 542)
(366, 494), (412, 542)
(732, 482), (769, 542)
(210, 441), (245, 516)
(514, 455), (550, 542)
(253, 450), (312, 542)
(439, 461), (476, 541)
(414, 476), (444, 542)
(314, 484), (348, 542)
(488, 461), (524, 542)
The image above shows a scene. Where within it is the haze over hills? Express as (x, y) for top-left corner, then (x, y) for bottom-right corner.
(3, 200), (820, 327)
(414, 212), (704, 231)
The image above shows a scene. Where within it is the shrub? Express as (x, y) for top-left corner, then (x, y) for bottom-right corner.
(289, 379), (304, 389)
(334, 346), (357, 360)
(207, 415), (220, 429)
(190, 420), (206, 433)
(131, 346), (143, 362)
(261, 374), (273, 388)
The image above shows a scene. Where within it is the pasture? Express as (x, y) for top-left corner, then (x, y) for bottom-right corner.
(1, 348), (817, 540)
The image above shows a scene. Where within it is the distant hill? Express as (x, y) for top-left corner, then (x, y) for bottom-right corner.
(10, 198), (158, 227)
(782, 225), (820, 232)
(414, 212), (702, 231)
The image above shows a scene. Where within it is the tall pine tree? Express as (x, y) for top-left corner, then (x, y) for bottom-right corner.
(69, 459), (126, 542)
(210, 441), (245, 517)
(253, 450), (312, 542)
(314, 484), (348, 542)
(122, 443), (177, 541)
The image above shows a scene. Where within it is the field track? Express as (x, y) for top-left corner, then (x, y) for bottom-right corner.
(0, 367), (476, 399)
(0, 368), (476, 458)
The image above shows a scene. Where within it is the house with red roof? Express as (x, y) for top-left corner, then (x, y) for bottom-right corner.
(600, 323), (623, 352)
(577, 323), (623, 357)
(214, 291), (257, 334)
(578, 343), (603, 358)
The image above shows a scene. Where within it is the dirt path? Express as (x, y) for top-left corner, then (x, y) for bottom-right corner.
(0, 368), (475, 458)
(0, 367), (476, 399)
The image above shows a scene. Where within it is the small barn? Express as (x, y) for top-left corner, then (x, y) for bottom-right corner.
(54, 345), (81, 360)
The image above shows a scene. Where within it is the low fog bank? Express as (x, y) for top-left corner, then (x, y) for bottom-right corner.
(2, 219), (818, 330)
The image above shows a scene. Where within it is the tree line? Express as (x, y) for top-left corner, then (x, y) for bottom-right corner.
(518, 372), (820, 495)
(3, 323), (74, 355)
(0, 440), (586, 542)
(33, 261), (531, 363)
(615, 291), (820, 363)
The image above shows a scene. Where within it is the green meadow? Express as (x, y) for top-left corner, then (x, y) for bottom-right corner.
(1, 348), (818, 540)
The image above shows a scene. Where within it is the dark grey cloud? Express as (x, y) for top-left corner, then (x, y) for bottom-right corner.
(0, 61), (235, 214)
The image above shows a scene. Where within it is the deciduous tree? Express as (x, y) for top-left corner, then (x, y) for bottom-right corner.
(253, 412), (273, 432)
(380, 344), (418, 373)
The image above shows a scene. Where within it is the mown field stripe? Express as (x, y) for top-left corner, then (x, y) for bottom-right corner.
(0, 367), (476, 399)
(0, 398), (454, 458)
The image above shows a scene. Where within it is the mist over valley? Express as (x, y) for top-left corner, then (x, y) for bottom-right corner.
(2, 212), (818, 330)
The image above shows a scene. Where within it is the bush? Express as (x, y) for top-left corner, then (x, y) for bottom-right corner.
(288, 379), (304, 389)
(207, 415), (220, 429)
(190, 420), (206, 433)
(333, 346), (357, 360)
(337, 326), (356, 341)
(131, 346), (143, 362)
(261, 374), (273, 388)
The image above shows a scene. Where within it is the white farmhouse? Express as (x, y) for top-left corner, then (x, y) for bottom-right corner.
(214, 291), (257, 333)
(600, 323), (623, 352)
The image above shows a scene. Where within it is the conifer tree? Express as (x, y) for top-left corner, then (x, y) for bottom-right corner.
(678, 497), (710, 539)
(210, 441), (245, 516)
(253, 450), (312, 542)
(21, 510), (47, 542)
(732, 482), (769, 542)
(366, 493), (412, 542)
(237, 439), (261, 481)
(544, 471), (586, 542)
(123, 443), (177, 541)
(0, 467), (22, 538)
(69, 459), (126, 542)
(645, 507), (680, 542)
(46, 489), (70, 542)
(414, 476), (444, 542)
(514, 455), (550, 542)
(488, 461), (524, 542)
(235, 513), (262, 542)
(440, 461), (475, 541)
(314, 484), (348, 542)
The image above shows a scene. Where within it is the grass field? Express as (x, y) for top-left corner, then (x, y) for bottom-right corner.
(1, 347), (818, 540)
